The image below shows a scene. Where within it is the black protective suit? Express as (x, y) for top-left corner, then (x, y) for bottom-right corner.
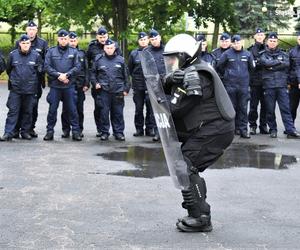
(164, 60), (235, 232)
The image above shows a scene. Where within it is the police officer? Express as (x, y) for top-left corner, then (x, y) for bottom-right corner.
(90, 39), (130, 141)
(145, 29), (166, 141)
(128, 32), (155, 137)
(0, 35), (43, 141)
(211, 32), (231, 74)
(87, 27), (122, 137)
(248, 28), (269, 135)
(14, 20), (48, 138)
(195, 33), (214, 65)
(163, 34), (235, 232)
(260, 32), (300, 138)
(44, 29), (82, 141)
(288, 32), (300, 122)
(217, 35), (255, 138)
(60, 32), (89, 138)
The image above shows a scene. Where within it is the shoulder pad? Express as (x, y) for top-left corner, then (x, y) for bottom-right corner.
(48, 46), (56, 50)
(88, 39), (98, 46)
(211, 48), (219, 53)
(258, 50), (265, 55)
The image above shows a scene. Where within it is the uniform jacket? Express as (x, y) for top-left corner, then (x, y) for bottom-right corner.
(247, 42), (265, 86)
(260, 46), (289, 89)
(44, 45), (81, 89)
(217, 47), (255, 87)
(90, 53), (130, 93)
(288, 45), (300, 86)
(128, 47), (146, 90)
(76, 48), (89, 88)
(7, 48), (43, 94)
(145, 43), (166, 77)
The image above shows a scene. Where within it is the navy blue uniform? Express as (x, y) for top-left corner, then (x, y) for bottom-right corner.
(288, 45), (300, 121)
(87, 39), (122, 134)
(217, 47), (255, 134)
(14, 36), (48, 134)
(61, 48), (89, 134)
(247, 42), (267, 132)
(90, 53), (130, 137)
(260, 47), (296, 134)
(128, 47), (155, 135)
(44, 45), (81, 135)
(211, 47), (229, 77)
(4, 48), (43, 136)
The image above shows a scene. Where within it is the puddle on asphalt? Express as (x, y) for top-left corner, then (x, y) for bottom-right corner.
(96, 144), (298, 178)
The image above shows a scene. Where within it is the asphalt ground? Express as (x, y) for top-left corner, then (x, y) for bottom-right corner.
(1, 83), (300, 249)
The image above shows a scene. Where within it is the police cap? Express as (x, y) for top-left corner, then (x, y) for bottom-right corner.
(69, 32), (77, 39)
(57, 29), (69, 37)
(105, 39), (115, 46)
(19, 34), (30, 42)
(149, 29), (159, 38)
(196, 33), (206, 42)
(255, 28), (264, 34)
(231, 34), (241, 42)
(220, 32), (230, 41)
(268, 32), (278, 39)
(27, 20), (37, 27)
(138, 32), (148, 40)
(97, 27), (107, 35)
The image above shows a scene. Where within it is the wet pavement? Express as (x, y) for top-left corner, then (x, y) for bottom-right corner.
(1, 83), (300, 249)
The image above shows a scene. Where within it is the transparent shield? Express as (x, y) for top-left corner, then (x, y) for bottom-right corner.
(140, 49), (190, 190)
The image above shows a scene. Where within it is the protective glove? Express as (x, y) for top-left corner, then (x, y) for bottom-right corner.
(166, 69), (185, 83)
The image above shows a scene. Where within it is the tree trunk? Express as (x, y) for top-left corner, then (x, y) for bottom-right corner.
(212, 19), (220, 49)
(10, 23), (16, 45)
(37, 10), (43, 37)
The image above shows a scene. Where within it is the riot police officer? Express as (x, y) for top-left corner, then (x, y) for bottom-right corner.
(260, 32), (300, 138)
(61, 32), (89, 138)
(217, 35), (255, 138)
(211, 32), (231, 74)
(87, 27), (122, 137)
(1, 35), (43, 141)
(44, 29), (82, 141)
(195, 33), (214, 65)
(163, 34), (235, 232)
(288, 32), (300, 122)
(145, 29), (166, 141)
(128, 32), (155, 137)
(248, 28), (268, 135)
(13, 21), (48, 138)
(90, 39), (130, 141)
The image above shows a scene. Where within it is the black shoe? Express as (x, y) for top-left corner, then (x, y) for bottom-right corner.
(96, 132), (102, 137)
(133, 130), (144, 137)
(115, 133), (125, 141)
(287, 131), (300, 139)
(240, 132), (251, 139)
(270, 131), (277, 138)
(176, 215), (213, 232)
(152, 134), (160, 142)
(100, 134), (109, 141)
(21, 133), (32, 140)
(72, 133), (82, 141)
(43, 133), (54, 141)
(12, 132), (20, 139)
(259, 126), (269, 134)
(29, 129), (38, 138)
(0, 133), (13, 141)
(80, 133), (84, 138)
(249, 127), (256, 135)
(145, 129), (155, 137)
(61, 130), (70, 138)
(234, 129), (241, 136)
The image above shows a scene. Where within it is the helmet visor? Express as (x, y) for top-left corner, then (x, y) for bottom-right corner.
(164, 54), (179, 75)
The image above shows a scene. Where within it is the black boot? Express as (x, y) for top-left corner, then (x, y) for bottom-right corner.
(176, 173), (212, 232)
(43, 132), (54, 141)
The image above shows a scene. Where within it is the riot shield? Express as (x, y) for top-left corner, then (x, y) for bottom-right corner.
(140, 49), (190, 190)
